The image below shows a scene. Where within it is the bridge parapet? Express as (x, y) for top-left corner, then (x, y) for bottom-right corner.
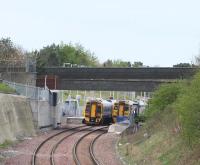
(40, 67), (199, 79)
(37, 67), (199, 91)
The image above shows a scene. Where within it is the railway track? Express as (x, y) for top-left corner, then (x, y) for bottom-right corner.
(73, 126), (108, 165)
(31, 125), (91, 165)
(89, 130), (107, 165)
(50, 126), (93, 165)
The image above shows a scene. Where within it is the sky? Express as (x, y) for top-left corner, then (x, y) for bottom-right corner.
(1, 0), (200, 67)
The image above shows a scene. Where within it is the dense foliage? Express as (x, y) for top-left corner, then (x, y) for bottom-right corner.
(36, 43), (99, 71)
(146, 71), (200, 147)
(175, 72), (200, 146)
(145, 83), (183, 118)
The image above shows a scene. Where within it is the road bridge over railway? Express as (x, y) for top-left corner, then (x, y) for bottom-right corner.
(36, 67), (199, 92)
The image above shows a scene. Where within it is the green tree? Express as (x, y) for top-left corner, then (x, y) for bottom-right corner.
(36, 42), (99, 72)
(103, 59), (113, 67)
(0, 37), (24, 65)
(173, 63), (194, 67)
(132, 61), (143, 67)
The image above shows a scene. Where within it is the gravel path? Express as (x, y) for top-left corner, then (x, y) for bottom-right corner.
(94, 132), (123, 165)
(0, 124), (82, 165)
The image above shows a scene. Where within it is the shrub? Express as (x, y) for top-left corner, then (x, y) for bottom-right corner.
(145, 82), (183, 118)
(175, 72), (200, 147)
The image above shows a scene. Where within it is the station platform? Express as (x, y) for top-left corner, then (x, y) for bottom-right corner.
(108, 122), (129, 134)
(61, 116), (84, 124)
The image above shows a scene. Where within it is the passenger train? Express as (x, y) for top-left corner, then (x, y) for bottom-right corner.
(82, 97), (140, 125)
(112, 100), (140, 122)
(82, 99), (113, 125)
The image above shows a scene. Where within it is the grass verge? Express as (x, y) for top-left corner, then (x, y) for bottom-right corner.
(0, 140), (13, 149)
(0, 83), (15, 94)
(118, 109), (200, 165)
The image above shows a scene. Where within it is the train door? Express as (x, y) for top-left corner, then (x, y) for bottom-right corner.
(119, 103), (124, 116)
(91, 103), (96, 118)
(112, 103), (119, 123)
(124, 104), (130, 117)
(96, 104), (102, 123)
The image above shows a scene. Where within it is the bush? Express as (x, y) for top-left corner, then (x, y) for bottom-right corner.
(175, 72), (200, 147)
(136, 114), (146, 122)
(145, 82), (183, 118)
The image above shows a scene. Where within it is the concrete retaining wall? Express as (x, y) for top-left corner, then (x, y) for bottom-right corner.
(0, 93), (35, 143)
(30, 101), (64, 128)
(30, 100), (53, 128)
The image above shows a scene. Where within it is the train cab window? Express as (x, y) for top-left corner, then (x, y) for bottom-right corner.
(86, 105), (91, 113)
(96, 105), (101, 113)
(114, 105), (118, 110)
(124, 105), (129, 111)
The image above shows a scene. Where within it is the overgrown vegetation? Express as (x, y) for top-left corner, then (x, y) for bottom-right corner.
(0, 83), (15, 93)
(144, 72), (200, 147)
(175, 72), (200, 147)
(118, 71), (200, 165)
(0, 140), (13, 148)
(145, 82), (184, 118)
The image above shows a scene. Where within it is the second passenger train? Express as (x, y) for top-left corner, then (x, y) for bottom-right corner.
(83, 98), (140, 125)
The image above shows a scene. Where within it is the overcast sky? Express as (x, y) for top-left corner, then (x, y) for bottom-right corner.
(1, 0), (200, 66)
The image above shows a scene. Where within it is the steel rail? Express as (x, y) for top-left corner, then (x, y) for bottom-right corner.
(73, 126), (108, 165)
(31, 125), (87, 165)
(89, 130), (107, 165)
(50, 126), (93, 165)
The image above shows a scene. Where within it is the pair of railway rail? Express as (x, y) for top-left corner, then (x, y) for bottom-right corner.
(31, 125), (108, 165)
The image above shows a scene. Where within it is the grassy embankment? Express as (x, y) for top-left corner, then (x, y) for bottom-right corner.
(118, 72), (200, 165)
(0, 83), (15, 94)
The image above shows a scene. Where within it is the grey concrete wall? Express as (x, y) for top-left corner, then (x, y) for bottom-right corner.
(30, 100), (64, 128)
(0, 93), (35, 144)
(30, 100), (53, 128)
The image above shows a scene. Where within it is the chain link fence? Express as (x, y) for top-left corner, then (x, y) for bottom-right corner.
(3, 80), (49, 101)
(0, 55), (36, 73)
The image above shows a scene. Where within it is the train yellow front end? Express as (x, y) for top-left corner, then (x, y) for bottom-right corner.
(112, 100), (134, 122)
(83, 99), (113, 125)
